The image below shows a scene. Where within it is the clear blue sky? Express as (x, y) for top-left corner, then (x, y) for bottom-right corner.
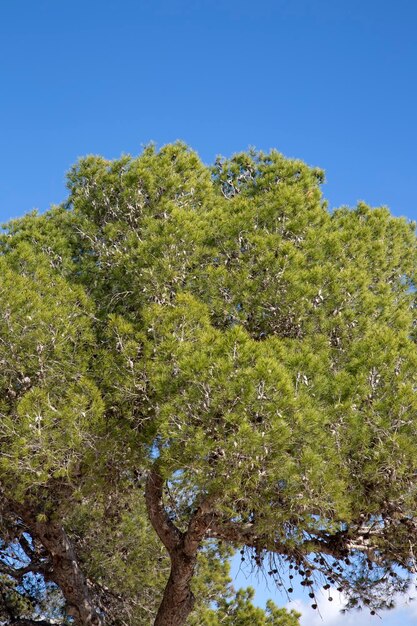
(1, 1), (417, 623)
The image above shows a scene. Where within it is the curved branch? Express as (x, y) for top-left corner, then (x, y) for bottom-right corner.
(145, 471), (219, 626)
(183, 495), (217, 557)
(17, 510), (102, 626)
(145, 467), (183, 554)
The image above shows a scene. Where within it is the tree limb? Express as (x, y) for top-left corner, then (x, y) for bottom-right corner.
(17, 509), (102, 626)
(145, 470), (218, 626)
(0, 561), (49, 582)
(145, 467), (183, 554)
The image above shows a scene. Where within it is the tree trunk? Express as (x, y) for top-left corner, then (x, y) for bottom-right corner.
(153, 549), (197, 626)
(145, 466), (212, 626)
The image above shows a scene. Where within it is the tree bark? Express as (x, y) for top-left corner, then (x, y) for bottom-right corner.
(20, 513), (102, 626)
(145, 467), (213, 626)
(153, 548), (197, 626)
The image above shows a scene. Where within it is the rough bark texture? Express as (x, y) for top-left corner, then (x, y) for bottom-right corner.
(20, 513), (102, 626)
(153, 549), (197, 626)
(145, 467), (213, 626)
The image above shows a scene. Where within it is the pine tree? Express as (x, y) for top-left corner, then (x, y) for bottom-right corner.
(1, 143), (417, 625)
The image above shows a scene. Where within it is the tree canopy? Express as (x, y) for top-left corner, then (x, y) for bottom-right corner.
(1, 142), (417, 625)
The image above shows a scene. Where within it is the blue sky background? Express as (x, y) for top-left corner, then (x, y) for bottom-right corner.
(1, 1), (417, 623)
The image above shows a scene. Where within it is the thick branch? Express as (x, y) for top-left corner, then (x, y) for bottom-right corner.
(145, 470), (217, 626)
(145, 467), (183, 554)
(19, 512), (102, 626)
(0, 561), (48, 582)
(183, 495), (216, 557)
